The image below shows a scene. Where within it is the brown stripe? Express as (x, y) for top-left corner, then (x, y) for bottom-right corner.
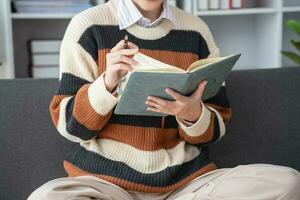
(63, 161), (217, 193)
(49, 94), (71, 127)
(97, 48), (199, 75)
(206, 103), (232, 124)
(98, 123), (183, 151)
(178, 112), (215, 144)
(98, 49), (110, 75)
(72, 84), (113, 131)
(139, 49), (199, 70)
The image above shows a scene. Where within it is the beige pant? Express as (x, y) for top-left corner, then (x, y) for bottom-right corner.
(28, 164), (300, 200)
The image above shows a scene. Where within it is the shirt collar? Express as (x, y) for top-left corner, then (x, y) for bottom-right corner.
(117, 0), (178, 30)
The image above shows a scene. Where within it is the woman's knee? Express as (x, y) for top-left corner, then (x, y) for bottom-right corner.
(279, 166), (300, 188)
(27, 180), (56, 200)
(245, 164), (300, 192)
(27, 177), (77, 200)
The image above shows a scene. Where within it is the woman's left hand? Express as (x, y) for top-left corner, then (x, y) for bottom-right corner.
(145, 80), (208, 123)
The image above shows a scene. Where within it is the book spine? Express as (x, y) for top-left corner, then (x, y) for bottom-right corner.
(32, 66), (59, 78)
(95, 0), (106, 5)
(220, 0), (230, 9)
(209, 0), (220, 10)
(32, 54), (59, 66)
(197, 0), (208, 10)
(30, 40), (61, 54)
(230, 0), (242, 9)
(180, 0), (192, 13)
(168, 0), (177, 7)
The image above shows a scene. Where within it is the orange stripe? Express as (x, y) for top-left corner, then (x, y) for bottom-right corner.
(49, 94), (71, 127)
(97, 49), (199, 75)
(178, 112), (215, 144)
(206, 103), (232, 124)
(139, 49), (199, 70)
(98, 124), (183, 151)
(72, 84), (113, 131)
(63, 161), (217, 193)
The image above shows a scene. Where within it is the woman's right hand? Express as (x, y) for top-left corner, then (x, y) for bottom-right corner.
(104, 40), (139, 92)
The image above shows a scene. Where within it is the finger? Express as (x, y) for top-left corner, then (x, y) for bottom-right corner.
(191, 80), (207, 100)
(165, 88), (184, 100)
(147, 106), (173, 116)
(108, 54), (138, 67)
(145, 100), (169, 111)
(111, 40), (139, 53)
(119, 47), (139, 56)
(110, 40), (126, 52)
(127, 41), (139, 49)
(112, 63), (134, 72)
(147, 96), (172, 108)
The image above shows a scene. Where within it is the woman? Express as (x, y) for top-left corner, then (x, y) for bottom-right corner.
(28, 0), (300, 199)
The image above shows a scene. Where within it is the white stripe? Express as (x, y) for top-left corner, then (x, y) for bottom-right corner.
(59, 41), (98, 82)
(80, 139), (201, 173)
(88, 73), (119, 115)
(176, 101), (211, 137)
(57, 96), (83, 143)
(207, 106), (226, 139)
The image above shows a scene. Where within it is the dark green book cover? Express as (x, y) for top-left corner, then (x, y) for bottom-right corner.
(114, 53), (241, 116)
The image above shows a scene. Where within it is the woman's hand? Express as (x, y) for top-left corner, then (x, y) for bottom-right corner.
(104, 40), (139, 92)
(145, 80), (208, 123)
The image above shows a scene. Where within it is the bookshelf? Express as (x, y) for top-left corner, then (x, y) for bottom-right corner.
(0, 0), (300, 79)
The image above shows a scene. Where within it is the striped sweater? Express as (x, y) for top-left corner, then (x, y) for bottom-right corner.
(49, 0), (232, 193)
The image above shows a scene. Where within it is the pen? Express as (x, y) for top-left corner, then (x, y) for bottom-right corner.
(123, 35), (129, 49)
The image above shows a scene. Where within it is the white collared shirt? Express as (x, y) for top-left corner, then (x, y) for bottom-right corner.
(117, 0), (178, 30)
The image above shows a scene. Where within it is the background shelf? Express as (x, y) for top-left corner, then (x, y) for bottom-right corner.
(1, 0), (300, 78)
(196, 8), (277, 16)
(11, 13), (74, 19)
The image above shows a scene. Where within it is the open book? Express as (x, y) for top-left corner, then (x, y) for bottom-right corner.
(114, 52), (241, 116)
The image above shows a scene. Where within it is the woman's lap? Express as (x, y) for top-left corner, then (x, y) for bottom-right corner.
(27, 164), (300, 200)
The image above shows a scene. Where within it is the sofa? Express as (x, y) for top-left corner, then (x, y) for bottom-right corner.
(0, 67), (300, 200)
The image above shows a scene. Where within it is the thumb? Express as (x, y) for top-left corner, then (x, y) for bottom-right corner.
(191, 80), (207, 100)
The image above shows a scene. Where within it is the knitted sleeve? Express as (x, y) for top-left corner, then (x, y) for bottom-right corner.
(176, 17), (232, 145)
(49, 14), (118, 143)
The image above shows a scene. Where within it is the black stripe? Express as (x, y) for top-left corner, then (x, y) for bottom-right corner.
(209, 110), (221, 143)
(108, 113), (178, 129)
(194, 110), (221, 148)
(65, 96), (98, 140)
(164, 115), (178, 129)
(57, 73), (91, 95)
(78, 25), (210, 61)
(203, 86), (230, 107)
(65, 145), (211, 187)
(109, 113), (161, 127)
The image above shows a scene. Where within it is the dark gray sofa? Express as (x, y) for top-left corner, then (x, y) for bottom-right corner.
(1, 67), (300, 200)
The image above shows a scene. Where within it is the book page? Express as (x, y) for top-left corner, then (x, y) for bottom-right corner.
(132, 52), (185, 72)
(187, 57), (223, 72)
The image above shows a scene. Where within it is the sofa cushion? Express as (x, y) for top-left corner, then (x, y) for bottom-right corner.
(0, 67), (299, 200)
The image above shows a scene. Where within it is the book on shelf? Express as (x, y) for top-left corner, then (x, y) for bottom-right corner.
(168, 0), (177, 7)
(30, 40), (61, 54)
(31, 65), (59, 78)
(198, 0), (209, 10)
(177, 0), (192, 13)
(220, 0), (230, 9)
(114, 52), (241, 116)
(95, 0), (106, 5)
(13, 0), (92, 14)
(197, 0), (244, 11)
(29, 39), (61, 78)
(209, 0), (220, 10)
(230, 0), (243, 9)
(32, 54), (59, 66)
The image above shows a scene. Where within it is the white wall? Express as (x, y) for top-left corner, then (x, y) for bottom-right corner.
(0, 0), (14, 79)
